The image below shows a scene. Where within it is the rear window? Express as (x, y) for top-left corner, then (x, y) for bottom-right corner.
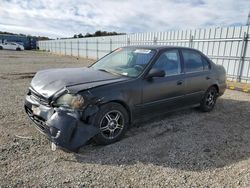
(182, 50), (204, 73)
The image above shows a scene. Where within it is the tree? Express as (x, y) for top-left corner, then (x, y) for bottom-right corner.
(72, 30), (125, 39)
(85, 33), (92, 37)
(78, 33), (84, 38)
(94, 30), (102, 36)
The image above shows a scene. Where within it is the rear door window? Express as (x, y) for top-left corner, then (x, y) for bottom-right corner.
(182, 50), (204, 73)
(202, 57), (211, 71)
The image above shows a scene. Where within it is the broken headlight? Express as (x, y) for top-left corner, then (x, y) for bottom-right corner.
(54, 94), (85, 109)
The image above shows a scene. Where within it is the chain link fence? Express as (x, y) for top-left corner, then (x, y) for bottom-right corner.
(38, 26), (250, 83)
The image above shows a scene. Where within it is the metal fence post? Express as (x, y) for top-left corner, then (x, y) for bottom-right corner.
(77, 40), (80, 57)
(237, 32), (249, 82)
(55, 42), (57, 54)
(96, 39), (99, 60)
(189, 35), (194, 48)
(110, 38), (112, 52)
(86, 40), (88, 59)
(127, 37), (130, 46)
(153, 36), (157, 45)
(70, 41), (73, 56)
(64, 41), (66, 55)
(59, 41), (61, 54)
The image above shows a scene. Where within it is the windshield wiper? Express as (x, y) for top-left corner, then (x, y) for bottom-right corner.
(97, 68), (123, 76)
(97, 69), (110, 73)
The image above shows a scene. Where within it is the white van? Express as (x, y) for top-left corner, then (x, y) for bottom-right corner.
(0, 42), (25, 51)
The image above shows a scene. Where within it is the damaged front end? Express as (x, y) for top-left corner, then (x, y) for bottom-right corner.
(24, 88), (100, 152)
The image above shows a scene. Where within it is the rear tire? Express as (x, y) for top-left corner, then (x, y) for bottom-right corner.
(199, 86), (218, 112)
(0, 46), (3, 50)
(91, 102), (129, 145)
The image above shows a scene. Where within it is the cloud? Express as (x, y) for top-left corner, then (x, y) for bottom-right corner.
(0, 0), (249, 38)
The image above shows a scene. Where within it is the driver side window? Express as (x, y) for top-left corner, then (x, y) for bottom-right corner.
(152, 50), (181, 76)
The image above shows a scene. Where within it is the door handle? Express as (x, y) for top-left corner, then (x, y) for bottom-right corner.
(206, 76), (211, 80)
(177, 80), (183, 85)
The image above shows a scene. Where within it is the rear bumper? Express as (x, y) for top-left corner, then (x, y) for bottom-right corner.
(218, 83), (227, 96)
(24, 95), (99, 151)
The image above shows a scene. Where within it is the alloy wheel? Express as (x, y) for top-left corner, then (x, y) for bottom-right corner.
(99, 110), (124, 140)
(206, 90), (216, 107)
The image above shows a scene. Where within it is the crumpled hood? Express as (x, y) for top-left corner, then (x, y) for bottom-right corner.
(31, 67), (128, 98)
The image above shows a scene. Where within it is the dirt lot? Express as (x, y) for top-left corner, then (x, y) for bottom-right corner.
(0, 50), (250, 187)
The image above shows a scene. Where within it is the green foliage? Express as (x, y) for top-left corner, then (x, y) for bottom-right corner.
(73, 30), (125, 38)
(0, 31), (50, 40)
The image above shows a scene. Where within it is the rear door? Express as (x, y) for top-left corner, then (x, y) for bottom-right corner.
(139, 49), (186, 114)
(181, 49), (212, 105)
(10, 43), (17, 50)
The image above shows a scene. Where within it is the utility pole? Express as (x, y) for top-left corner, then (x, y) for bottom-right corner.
(247, 11), (250, 26)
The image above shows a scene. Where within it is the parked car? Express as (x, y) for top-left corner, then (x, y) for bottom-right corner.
(0, 42), (24, 50)
(24, 46), (226, 152)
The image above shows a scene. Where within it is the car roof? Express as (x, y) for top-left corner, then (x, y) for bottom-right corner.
(123, 45), (199, 51)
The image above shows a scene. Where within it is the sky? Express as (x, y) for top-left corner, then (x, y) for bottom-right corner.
(0, 0), (249, 38)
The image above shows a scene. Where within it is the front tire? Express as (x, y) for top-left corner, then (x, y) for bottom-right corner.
(16, 47), (21, 51)
(200, 86), (218, 112)
(91, 102), (129, 145)
(0, 46), (3, 50)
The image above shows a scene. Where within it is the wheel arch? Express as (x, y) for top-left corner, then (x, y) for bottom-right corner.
(210, 84), (219, 93)
(103, 100), (132, 125)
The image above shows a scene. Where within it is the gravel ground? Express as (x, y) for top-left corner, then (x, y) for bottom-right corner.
(0, 50), (250, 187)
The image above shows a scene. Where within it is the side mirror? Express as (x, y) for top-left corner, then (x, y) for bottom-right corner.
(146, 68), (165, 79)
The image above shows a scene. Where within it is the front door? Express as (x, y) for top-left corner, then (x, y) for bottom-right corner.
(139, 49), (186, 115)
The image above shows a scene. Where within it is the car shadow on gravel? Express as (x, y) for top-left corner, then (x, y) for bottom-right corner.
(74, 98), (250, 172)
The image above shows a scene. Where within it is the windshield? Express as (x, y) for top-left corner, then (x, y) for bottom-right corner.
(91, 47), (156, 77)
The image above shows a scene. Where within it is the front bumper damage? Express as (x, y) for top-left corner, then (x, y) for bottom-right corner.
(24, 94), (99, 152)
